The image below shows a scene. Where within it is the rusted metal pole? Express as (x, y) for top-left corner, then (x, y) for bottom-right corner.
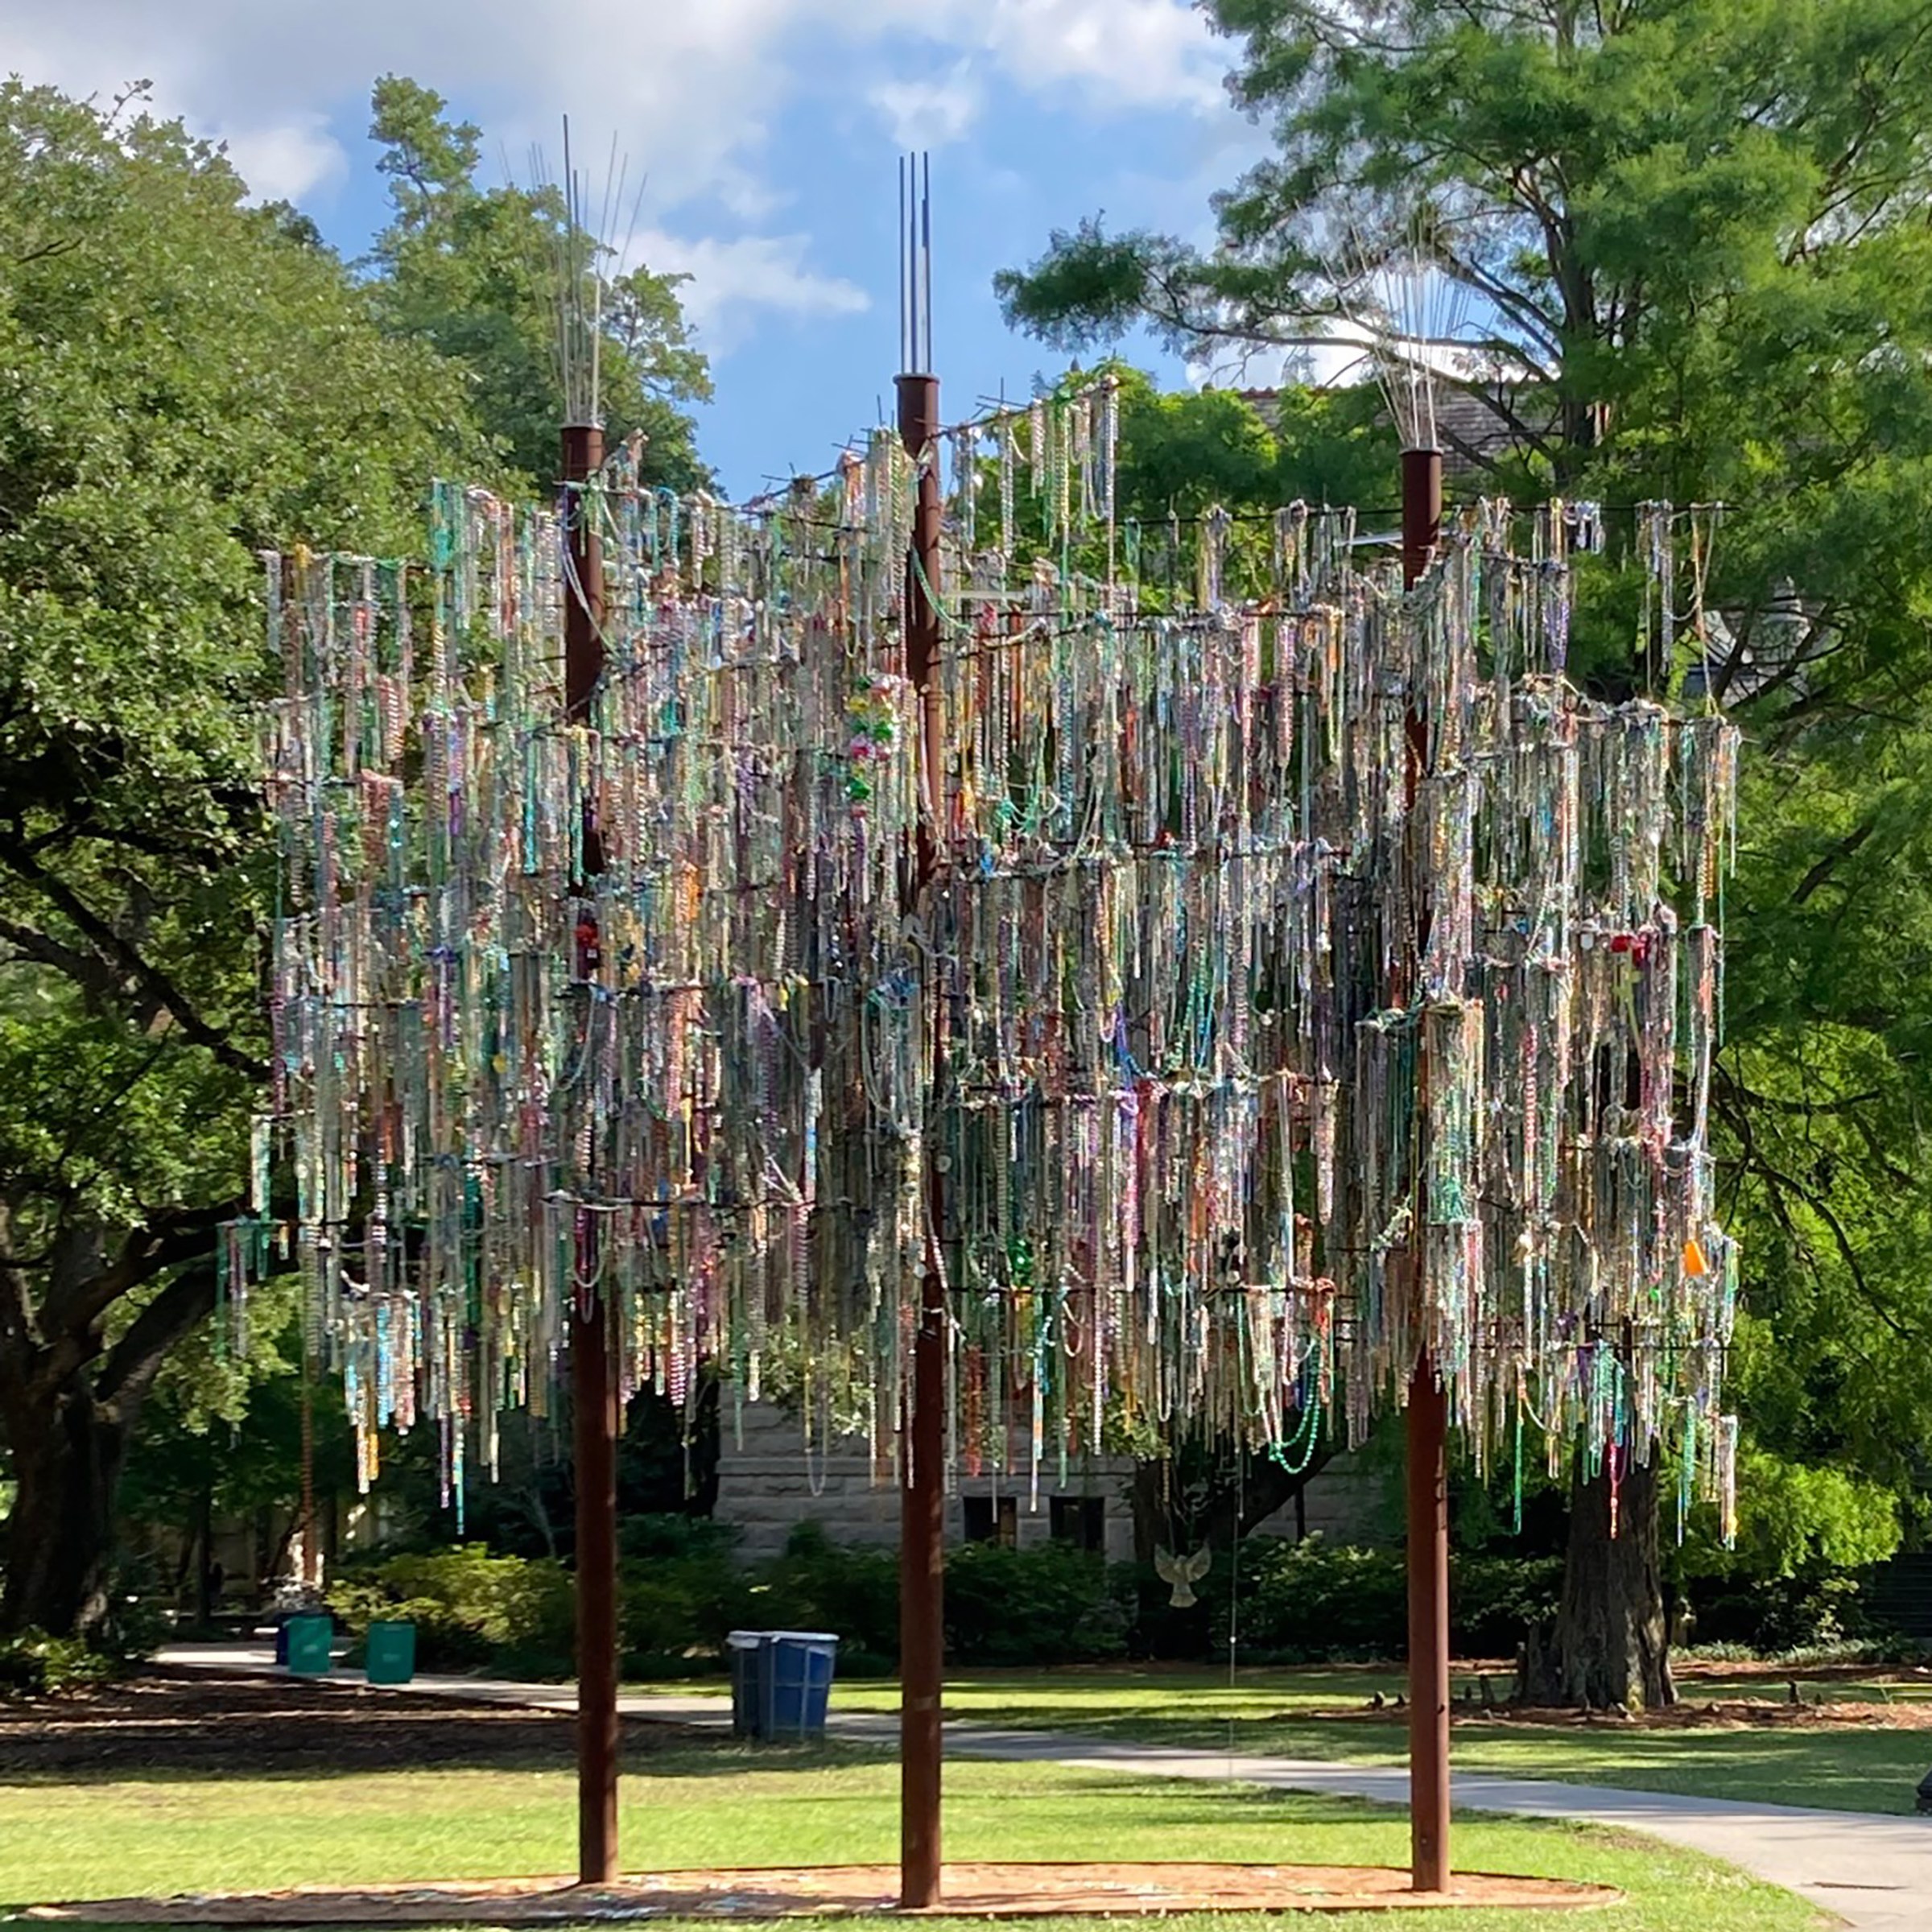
(1401, 446), (1443, 594)
(1405, 1360), (1451, 1889)
(563, 419), (620, 1889)
(896, 367), (946, 1912)
(1400, 442), (1451, 1894)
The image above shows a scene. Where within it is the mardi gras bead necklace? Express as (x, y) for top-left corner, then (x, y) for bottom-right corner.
(253, 389), (1738, 1537)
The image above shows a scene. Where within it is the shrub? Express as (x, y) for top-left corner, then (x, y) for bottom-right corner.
(95, 1555), (169, 1664)
(317, 1523), (1563, 1676)
(328, 1545), (574, 1673)
(1130, 1536), (1562, 1662)
(621, 1514), (741, 1562)
(1451, 1553), (1565, 1657)
(752, 1524), (1134, 1666)
(763, 1522), (902, 1659)
(620, 1548), (758, 1664)
(945, 1542), (1131, 1665)
(1243, 1537), (1409, 1658)
(1690, 1569), (1879, 1654)
(0, 1628), (112, 1699)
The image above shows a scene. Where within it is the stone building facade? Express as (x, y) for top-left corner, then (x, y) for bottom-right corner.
(714, 1397), (1385, 1561)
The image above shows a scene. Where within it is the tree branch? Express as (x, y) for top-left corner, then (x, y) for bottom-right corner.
(0, 913), (126, 1012)
(1791, 820), (1876, 906)
(43, 1199), (242, 1350)
(94, 1259), (219, 1419)
(0, 843), (266, 1082)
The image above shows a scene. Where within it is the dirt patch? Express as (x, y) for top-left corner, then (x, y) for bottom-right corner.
(0, 1668), (712, 1778)
(1673, 1659), (1932, 1686)
(22, 1864), (1616, 1923)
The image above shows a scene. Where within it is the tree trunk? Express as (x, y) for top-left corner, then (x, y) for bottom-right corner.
(194, 1483), (217, 1627)
(1521, 1459), (1674, 1711)
(0, 1376), (127, 1638)
(0, 1248), (217, 1641)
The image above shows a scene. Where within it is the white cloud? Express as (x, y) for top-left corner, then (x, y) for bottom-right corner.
(966, 0), (1224, 114)
(865, 2), (1223, 142)
(0, 1), (1227, 201)
(0, 2), (784, 210)
(869, 65), (983, 150)
(635, 229), (869, 355)
(217, 115), (347, 203)
(0, 0), (1232, 349)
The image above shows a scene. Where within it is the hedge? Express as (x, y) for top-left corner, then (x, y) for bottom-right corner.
(328, 1525), (1565, 1676)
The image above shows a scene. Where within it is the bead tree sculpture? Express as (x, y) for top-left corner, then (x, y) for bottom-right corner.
(251, 394), (1739, 1540)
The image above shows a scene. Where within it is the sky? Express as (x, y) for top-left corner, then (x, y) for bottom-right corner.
(0, 0), (1282, 498)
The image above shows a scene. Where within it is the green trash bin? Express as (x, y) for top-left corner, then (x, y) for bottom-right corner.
(365, 1619), (416, 1686)
(284, 1612), (333, 1676)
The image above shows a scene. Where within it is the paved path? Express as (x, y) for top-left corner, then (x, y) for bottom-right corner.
(159, 1645), (1930, 1930)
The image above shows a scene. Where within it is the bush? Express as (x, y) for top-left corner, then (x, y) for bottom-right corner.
(1129, 1536), (1561, 1663)
(620, 1546), (758, 1666)
(751, 1524), (1133, 1666)
(945, 1542), (1131, 1665)
(1243, 1538), (1409, 1658)
(0, 1628), (112, 1699)
(1452, 1553), (1565, 1657)
(763, 1522), (902, 1659)
(1690, 1569), (1879, 1654)
(621, 1514), (741, 1562)
(95, 1554), (170, 1664)
(319, 1523), (1564, 1677)
(328, 1546), (575, 1674)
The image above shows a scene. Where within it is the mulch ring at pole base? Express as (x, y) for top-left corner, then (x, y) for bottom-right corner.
(21, 1864), (1617, 1922)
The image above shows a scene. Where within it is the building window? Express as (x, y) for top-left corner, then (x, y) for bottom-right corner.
(963, 1494), (1018, 1546)
(1050, 1495), (1105, 1553)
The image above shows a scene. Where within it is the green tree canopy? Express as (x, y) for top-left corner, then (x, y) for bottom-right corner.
(0, 79), (493, 1637)
(1108, 365), (1395, 518)
(1000, 0), (1932, 717)
(1001, 1), (1932, 1698)
(366, 76), (711, 491)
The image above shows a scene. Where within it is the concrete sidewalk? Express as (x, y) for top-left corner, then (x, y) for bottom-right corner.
(158, 1645), (1929, 1930)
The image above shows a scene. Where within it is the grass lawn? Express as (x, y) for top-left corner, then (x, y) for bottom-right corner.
(736, 1667), (1932, 1817)
(1, 1743), (1825, 1932)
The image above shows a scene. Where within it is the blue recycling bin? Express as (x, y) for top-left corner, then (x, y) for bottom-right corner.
(727, 1630), (839, 1740)
(727, 1629), (768, 1738)
(283, 1612), (333, 1676)
(764, 1631), (838, 1739)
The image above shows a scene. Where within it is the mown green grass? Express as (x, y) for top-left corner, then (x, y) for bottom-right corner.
(1, 1744), (1825, 1932)
(736, 1666), (1932, 1816)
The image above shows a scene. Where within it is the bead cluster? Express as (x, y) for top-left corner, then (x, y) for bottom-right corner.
(248, 393), (1738, 1540)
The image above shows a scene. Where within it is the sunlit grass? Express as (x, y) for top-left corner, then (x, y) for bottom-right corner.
(625, 1666), (1930, 1816)
(2, 1745), (1823, 1932)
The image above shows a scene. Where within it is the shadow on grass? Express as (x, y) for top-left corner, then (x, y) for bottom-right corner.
(0, 1731), (906, 1787)
(0, 1669), (910, 1786)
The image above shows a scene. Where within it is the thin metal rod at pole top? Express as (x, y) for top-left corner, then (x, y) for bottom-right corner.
(899, 152), (932, 375)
